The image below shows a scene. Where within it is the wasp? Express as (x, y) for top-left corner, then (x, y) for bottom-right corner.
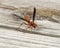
(12, 8), (38, 31)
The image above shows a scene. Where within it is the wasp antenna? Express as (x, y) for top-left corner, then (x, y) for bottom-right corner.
(32, 7), (36, 22)
(12, 14), (27, 22)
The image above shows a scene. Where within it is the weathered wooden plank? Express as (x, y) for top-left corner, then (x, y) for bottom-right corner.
(0, 1), (60, 48)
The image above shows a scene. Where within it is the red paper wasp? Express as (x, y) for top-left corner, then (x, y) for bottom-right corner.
(12, 8), (38, 30)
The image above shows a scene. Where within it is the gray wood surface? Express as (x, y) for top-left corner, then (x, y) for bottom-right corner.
(0, 0), (60, 48)
(0, 9), (60, 48)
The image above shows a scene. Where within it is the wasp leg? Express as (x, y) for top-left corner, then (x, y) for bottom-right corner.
(25, 25), (30, 30)
(25, 25), (33, 31)
(30, 26), (33, 31)
(28, 26), (33, 31)
(17, 22), (27, 30)
(36, 25), (40, 30)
